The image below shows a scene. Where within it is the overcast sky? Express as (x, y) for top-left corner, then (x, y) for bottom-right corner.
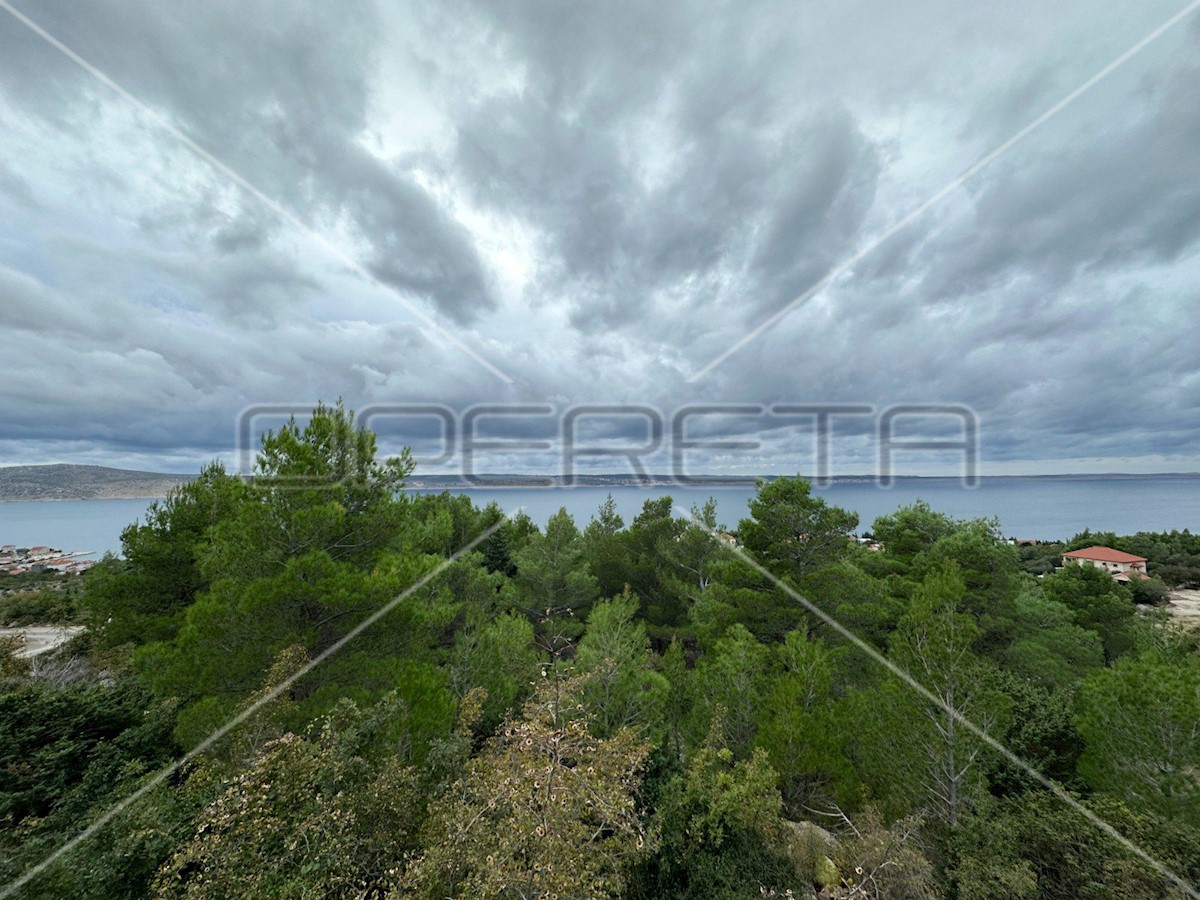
(1, 0), (1198, 476)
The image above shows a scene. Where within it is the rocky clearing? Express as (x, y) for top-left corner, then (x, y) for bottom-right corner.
(0, 625), (85, 657)
(1167, 589), (1200, 628)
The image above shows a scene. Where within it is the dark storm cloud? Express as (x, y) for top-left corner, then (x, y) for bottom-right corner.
(0, 0), (496, 323)
(0, 0), (1198, 472)
(904, 68), (1200, 305)
(443, 1), (883, 331)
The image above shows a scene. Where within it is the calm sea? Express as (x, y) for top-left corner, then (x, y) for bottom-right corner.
(1, 477), (1198, 557)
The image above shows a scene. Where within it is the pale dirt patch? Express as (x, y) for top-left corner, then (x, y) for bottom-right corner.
(0, 625), (85, 657)
(1166, 590), (1200, 631)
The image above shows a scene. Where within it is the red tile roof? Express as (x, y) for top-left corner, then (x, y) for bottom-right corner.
(1113, 570), (1151, 581)
(1063, 546), (1146, 563)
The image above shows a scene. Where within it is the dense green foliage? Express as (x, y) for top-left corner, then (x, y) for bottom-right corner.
(0, 572), (78, 625)
(3, 405), (1198, 898)
(0, 585), (77, 626)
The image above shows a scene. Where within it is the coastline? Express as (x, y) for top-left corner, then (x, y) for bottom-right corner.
(3, 477), (1200, 557)
(0, 494), (175, 503)
(2, 471), (1199, 501)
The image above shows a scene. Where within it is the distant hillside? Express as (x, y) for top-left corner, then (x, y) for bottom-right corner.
(0, 465), (192, 501)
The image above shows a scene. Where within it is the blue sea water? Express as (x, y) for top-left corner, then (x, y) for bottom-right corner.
(0, 498), (156, 557)
(1, 477), (1198, 558)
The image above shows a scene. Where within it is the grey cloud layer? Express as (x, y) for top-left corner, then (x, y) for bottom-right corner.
(0, 0), (1197, 472)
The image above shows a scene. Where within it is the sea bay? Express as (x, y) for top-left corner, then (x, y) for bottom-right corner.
(2, 476), (1199, 557)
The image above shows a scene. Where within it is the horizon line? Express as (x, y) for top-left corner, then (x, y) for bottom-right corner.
(4, 463), (1200, 481)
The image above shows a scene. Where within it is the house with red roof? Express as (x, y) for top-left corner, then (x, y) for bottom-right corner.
(1062, 546), (1150, 583)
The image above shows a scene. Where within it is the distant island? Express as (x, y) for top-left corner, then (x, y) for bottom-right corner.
(0, 465), (191, 502)
(2, 464), (1199, 501)
(406, 472), (1200, 488)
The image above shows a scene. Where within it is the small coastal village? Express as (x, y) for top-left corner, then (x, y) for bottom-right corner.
(0, 544), (95, 576)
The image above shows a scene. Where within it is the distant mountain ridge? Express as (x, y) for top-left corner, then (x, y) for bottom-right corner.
(3, 464), (1198, 501)
(406, 472), (1200, 488)
(0, 465), (192, 501)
